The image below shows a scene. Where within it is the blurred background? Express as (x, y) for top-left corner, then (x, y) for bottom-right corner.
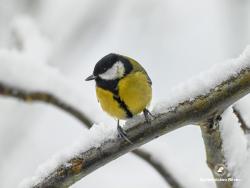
(0, 0), (250, 187)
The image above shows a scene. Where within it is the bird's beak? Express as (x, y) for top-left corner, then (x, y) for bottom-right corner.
(85, 74), (96, 81)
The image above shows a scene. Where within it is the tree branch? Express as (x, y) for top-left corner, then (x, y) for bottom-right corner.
(232, 106), (250, 134)
(132, 149), (183, 188)
(200, 116), (232, 188)
(0, 82), (93, 127)
(31, 63), (250, 187)
(0, 81), (182, 187)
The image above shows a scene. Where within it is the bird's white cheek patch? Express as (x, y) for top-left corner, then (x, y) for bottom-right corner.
(117, 66), (125, 78)
(99, 61), (125, 80)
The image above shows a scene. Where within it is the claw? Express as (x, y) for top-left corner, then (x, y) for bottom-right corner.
(143, 108), (155, 124)
(117, 120), (133, 144)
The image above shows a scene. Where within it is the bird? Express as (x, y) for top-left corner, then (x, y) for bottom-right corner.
(85, 53), (153, 143)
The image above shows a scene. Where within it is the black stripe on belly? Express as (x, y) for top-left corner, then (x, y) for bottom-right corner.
(113, 95), (133, 118)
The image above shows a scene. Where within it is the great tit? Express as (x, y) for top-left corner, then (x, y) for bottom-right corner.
(85, 53), (152, 143)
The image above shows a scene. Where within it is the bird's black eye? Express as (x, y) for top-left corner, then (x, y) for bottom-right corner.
(94, 53), (121, 75)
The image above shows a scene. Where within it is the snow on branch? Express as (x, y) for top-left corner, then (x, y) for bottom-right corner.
(0, 71), (181, 188)
(219, 108), (248, 188)
(18, 46), (250, 188)
(224, 98), (250, 188)
(0, 47), (96, 126)
(0, 76), (182, 187)
(0, 17), (183, 187)
(0, 16), (93, 121)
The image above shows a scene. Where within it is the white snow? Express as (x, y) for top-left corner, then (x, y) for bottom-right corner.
(224, 95), (250, 188)
(11, 16), (52, 63)
(0, 16), (75, 106)
(219, 101), (250, 188)
(2, 26), (250, 187)
(0, 45), (95, 124)
(18, 46), (250, 187)
(0, 17), (100, 125)
(127, 46), (250, 127)
(238, 146), (250, 188)
(219, 108), (248, 185)
(19, 123), (117, 188)
(0, 15), (120, 188)
(154, 46), (250, 113)
(1, 2), (250, 188)
(0, 49), (95, 118)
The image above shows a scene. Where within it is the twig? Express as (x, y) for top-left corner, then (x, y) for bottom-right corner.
(133, 149), (183, 188)
(0, 82), (182, 187)
(0, 82), (93, 127)
(232, 106), (250, 134)
(31, 65), (250, 187)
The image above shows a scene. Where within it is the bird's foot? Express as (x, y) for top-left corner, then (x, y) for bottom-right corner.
(117, 124), (133, 144)
(143, 108), (155, 124)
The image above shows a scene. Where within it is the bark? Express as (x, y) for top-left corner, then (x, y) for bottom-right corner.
(0, 82), (182, 188)
(31, 66), (250, 187)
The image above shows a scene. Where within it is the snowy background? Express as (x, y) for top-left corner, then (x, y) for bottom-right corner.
(0, 0), (250, 188)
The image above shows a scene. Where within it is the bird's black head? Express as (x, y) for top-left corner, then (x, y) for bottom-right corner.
(85, 53), (133, 93)
(85, 53), (133, 82)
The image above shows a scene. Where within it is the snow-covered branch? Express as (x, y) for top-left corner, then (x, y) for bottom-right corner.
(0, 80), (182, 187)
(0, 83), (182, 188)
(0, 61), (183, 188)
(200, 117), (233, 188)
(219, 108), (248, 188)
(0, 30), (182, 187)
(21, 46), (250, 188)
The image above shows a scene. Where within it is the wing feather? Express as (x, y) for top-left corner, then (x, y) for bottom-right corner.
(125, 56), (152, 85)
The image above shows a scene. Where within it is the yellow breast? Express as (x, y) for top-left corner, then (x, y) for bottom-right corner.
(96, 87), (127, 119)
(95, 71), (152, 120)
(118, 72), (152, 115)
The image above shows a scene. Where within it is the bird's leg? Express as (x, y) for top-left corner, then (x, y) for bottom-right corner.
(117, 120), (133, 144)
(143, 108), (155, 123)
